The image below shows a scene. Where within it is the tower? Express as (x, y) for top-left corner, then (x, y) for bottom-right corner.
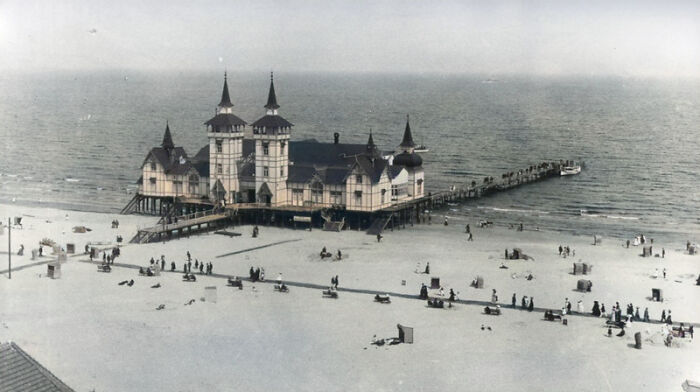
(392, 115), (424, 198)
(251, 72), (293, 206)
(205, 73), (247, 204)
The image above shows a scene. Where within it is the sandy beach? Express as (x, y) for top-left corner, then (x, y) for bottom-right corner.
(1, 203), (698, 391)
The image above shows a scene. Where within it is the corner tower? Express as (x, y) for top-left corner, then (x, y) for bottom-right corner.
(205, 73), (247, 205)
(251, 72), (293, 206)
(393, 115), (424, 198)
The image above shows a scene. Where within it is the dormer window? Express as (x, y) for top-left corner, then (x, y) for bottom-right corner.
(356, 175), (363, 184)
(150, 162), (156, 170)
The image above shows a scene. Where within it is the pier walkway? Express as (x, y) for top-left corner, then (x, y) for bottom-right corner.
(130, 209), (233, 244)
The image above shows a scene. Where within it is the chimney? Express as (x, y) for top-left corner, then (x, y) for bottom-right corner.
(333, 132), (339, 144)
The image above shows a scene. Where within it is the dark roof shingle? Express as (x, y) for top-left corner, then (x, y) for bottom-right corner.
(205, 113), (247, 127)
(0, 342), (75, 392)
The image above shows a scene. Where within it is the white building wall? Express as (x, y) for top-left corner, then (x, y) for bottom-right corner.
(209, 129), (243, 203)
(254, 132), (289, 206)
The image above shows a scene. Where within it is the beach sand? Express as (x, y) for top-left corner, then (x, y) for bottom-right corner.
(1, 204), (698, 391)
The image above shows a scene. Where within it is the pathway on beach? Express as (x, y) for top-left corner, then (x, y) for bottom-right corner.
(215, 239), (302, 259)
(0, 253), (84, 275)
(70, 258), (699, 328)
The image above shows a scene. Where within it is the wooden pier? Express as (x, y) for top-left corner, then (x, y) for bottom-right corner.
(369, 160), (565, 232)
(124, 160), (573, 240)
(130, 209), (233, 244)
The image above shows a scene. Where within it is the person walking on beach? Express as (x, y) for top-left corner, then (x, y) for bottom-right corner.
(376, 233), (382, 242)
(600, 303), (606, 318)
(465, 224), (470, 234)
(521, 296), (528, 310)
(161, 259), (165, 271)
(334, 275), (339, 289)
(662, 248), (665, 258)
(643, 307), (649, 322)
(424, 262), (430, 274)
(277, 272), (283, 286)
(528, 297), (534, 311)
(512, 293), (516, 308)
(468, 232), (474, 241)
(661, 309), (666, 323)
(558, 245), (563, 255)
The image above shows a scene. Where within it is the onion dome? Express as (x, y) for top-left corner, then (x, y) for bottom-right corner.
(393, 151), (422, 167)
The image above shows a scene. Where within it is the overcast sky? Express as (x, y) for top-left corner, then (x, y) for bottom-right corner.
(1, 0), (699, 77)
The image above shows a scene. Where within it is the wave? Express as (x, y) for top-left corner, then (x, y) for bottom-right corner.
(64, 178), (81, 182)
(579, 209), (640, 220)
(477, 206), (551, 215)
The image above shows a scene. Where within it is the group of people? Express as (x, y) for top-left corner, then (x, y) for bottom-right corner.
(557, 245), (574, 257)
(249, 266), (265, 282)
(111, 219), (120, 229)
(94, 247), (121, 264)
(513, 294), (535, 311)
(330, 275), (340, 289)
(181, 258), (214, 275)
(320, 247), (342, 260)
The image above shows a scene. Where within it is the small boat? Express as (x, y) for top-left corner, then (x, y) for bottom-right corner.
(560, 165), (581, 176)
(414, 145), (429, 153)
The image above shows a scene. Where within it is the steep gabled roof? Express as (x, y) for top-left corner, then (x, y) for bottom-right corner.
(142, 146), (193, 175)
(388, 165), (405, 179)
(0, 342), (75, 392)
(354, 154), (388, 183)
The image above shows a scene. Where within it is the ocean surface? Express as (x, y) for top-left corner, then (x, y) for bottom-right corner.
(1, 71), (699, 243)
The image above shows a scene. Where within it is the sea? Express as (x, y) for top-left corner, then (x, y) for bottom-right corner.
(1, 71), (699, 243)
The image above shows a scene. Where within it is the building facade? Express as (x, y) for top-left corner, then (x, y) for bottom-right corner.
(138, 74), (425, 212)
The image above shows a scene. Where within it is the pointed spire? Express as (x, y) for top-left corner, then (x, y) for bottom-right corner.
(218, 72), (233, 108)
(265, 71), (280, 110)
(366, 128), (378, 154)
(162, 121), (174, 150)
(399, 114), (416, 149)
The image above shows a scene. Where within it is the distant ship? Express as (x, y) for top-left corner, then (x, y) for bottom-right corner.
(560, 165), (581, 176)
(414, 144), (429, 153)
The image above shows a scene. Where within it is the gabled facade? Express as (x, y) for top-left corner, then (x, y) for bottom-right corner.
(138, 74), (425, 212)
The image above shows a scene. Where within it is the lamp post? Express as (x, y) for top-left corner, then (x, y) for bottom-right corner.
(8, 218), (11, 279)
